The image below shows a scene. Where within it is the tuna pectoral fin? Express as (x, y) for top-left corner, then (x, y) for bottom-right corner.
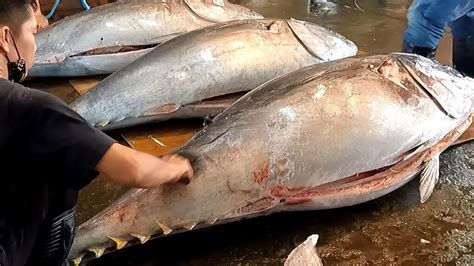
(285, 234), (323, 266)
(419, 154), (440, 203)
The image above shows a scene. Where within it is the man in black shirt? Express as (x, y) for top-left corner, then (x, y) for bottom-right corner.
(0, 1), (194, 265)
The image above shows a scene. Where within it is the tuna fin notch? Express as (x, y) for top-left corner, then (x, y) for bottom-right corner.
(419, 154), (440, 203)
(156, 221), (173, 235)
(183, 222), (198, 230)
(88, 247), (105, 258)
(130, 234), (151, 244)
(72, 255), (83, 266)
(143, 103), (181, 116)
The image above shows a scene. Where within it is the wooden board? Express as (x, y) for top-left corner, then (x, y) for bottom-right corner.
(121, 122), (201, 156)
(69, 77), (102, 95)
(23, 78), (80, 103)
(24, 77), (223, 155)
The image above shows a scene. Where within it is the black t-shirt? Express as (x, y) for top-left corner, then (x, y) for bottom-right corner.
(0, 79), (116, 266)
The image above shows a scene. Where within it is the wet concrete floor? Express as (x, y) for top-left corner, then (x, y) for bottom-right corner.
(37, 0), (472, 265)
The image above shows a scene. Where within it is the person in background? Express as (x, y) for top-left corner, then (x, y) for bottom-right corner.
(0, 1), (194, 265)
(34, 0), (49, 31)
(402, 0), (473, 77)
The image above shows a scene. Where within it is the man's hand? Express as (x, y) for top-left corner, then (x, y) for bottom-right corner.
(96, 144), (195, 188)
(160, 154), (194, 184)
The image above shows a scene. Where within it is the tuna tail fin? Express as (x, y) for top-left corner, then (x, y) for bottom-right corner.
(419, 154), (440, 203)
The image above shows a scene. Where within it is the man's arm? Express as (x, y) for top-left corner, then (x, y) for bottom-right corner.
(9, 84), (194, 190)
(96, 143), (194, 188)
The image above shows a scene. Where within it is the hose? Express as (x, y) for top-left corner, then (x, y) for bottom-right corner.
(45, 0), (61, 19)
(46, 0), (91, 19)
(80, 0), (91, 10)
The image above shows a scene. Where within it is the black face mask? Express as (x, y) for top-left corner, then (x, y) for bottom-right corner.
(6, 31), (27, 83)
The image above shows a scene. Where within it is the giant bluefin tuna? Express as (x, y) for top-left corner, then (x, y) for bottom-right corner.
(68, 53), (473, 264)
(69, 18), (358, 130)
(29, 0), (263, 77)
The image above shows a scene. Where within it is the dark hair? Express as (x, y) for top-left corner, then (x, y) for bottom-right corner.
(0, 0), (38, 33)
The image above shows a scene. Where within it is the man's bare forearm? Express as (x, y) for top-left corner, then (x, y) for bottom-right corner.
(96, 143), (194, 188)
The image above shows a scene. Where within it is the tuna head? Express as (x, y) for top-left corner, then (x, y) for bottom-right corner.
(394, 53), (474, 118)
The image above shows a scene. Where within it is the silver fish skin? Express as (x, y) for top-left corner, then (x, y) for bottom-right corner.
(29, 0), (263, 77)
(68, 53), (473, 263)
(69, 18), (358, 130)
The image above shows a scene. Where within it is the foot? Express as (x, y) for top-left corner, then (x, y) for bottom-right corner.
(402, 40), (437, 59)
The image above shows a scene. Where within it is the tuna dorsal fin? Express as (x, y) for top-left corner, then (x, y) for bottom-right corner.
(143, 103), (181, 116)
(397, 54), (472, 119)
(419, 154), (440, 203)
